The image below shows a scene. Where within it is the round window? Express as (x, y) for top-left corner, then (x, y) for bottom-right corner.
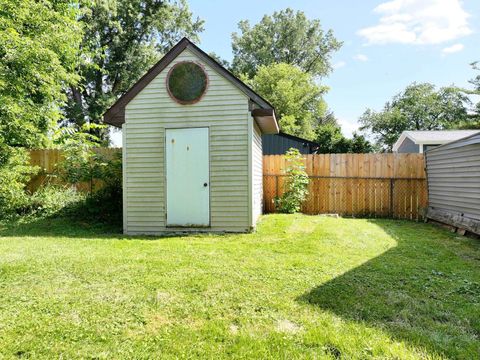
(167, 61), (208, 104)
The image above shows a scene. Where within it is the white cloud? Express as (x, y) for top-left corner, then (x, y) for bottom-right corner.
(332, 61), (346, 69)
(358, 0), (472, 45)
(338, 118), (360, 138)
(354, 54), (368, 62)
(442, 43), (464, 55)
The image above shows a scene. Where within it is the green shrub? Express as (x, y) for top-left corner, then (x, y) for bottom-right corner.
(24, 185), (85, 218)
(56, 125), (123, 225)
(274, 148), (309, 213)
(0, 144), (38, 220)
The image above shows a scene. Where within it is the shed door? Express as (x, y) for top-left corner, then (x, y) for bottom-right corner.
(166, 128), (209, 227)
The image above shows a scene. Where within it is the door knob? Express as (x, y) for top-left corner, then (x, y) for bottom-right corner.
(203, 182), (208, 187)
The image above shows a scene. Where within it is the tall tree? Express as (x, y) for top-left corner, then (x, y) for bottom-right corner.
(359, 83), (472, 151)
(466, 61), (480, 127)
(0, 0), (82, 215)
(64, 0), (203, 136)
(231, 8), (342, 78)
(242, 63), (328, 140)
(0, 0), (81, 148)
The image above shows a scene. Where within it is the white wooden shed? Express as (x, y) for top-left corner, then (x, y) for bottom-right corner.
(104, 38), (279, 234)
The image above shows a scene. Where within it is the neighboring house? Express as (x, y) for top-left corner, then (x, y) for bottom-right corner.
(393, 130), (479, 153)
(262, 132), (320, 155)
(425, 131), (480, 235)
(104, 38), (279, 235)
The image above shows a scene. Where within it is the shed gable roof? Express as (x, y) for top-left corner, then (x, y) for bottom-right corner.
(103, 37), (278, 133)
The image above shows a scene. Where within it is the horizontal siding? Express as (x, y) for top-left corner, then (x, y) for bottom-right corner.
(252, 121), (263, 224)
(425, 135), (480, 220)
(124, 48), (250, 233)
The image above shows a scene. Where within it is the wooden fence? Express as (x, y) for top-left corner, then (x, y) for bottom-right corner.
(264, 154), (428, 220)
(28, 148), (120, 192)
(28, 150), (427, 219)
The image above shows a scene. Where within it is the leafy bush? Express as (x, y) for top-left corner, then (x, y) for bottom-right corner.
(0, 143), (38, 220)
(274, 148), (309, 213)
(21, 185), (85, 219)
(56, 124), (123, 224)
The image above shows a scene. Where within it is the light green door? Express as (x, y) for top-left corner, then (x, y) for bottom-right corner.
(166, 127), (210, 227)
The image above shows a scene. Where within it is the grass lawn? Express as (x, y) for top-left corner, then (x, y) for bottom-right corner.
(0, 215), (479, 359)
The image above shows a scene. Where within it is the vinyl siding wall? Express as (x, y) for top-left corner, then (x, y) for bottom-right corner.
(124, 48), (251, 234)
(252, 121), (263, 224)
(397, 137), (420, 153)
(425, 133), (480, 220)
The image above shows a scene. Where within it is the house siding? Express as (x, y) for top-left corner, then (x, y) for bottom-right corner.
(262, 133), (317, 155)
(252, 121), (263, 225)
(397, 137), (420, 153)
(425, 133), (480, 221)
(124, 48), (251, 234)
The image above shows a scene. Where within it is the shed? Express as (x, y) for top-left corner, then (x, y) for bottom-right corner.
(393, 130), (479, 153)
(262, 132), (319, 155)
(104, 38), (279, 234)
(425, 131), (480, 235)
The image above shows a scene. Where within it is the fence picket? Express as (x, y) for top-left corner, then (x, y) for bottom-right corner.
(263, 153), (428, 220)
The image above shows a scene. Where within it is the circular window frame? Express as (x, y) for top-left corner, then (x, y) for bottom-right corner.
(166, 61), (209, 105)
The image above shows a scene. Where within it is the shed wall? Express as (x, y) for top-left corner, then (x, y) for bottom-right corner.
(425, 133), (480, 221)
(124, 48), (251, 234)
(252, 121), (263, 224)
(262, 134), (315, 155)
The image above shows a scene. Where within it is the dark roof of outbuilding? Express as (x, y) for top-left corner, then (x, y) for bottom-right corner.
(103, 37), (276, 129)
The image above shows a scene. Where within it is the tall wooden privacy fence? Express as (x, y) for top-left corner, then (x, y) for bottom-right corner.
(28, 148), (120, 192)
(28, 150), (427, 219)
(264, 154), (428, 220)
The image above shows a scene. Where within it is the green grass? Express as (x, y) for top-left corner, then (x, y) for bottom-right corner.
(0, 215), (479, 359)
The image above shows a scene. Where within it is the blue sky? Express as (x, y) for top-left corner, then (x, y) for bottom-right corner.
(186, 0), (480, 137)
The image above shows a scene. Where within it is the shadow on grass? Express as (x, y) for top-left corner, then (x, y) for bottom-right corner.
(298, 219), (480, 358)
(0, 215), (123, 239)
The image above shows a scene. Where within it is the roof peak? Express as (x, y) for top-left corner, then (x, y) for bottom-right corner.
(103, 37), (275, 128)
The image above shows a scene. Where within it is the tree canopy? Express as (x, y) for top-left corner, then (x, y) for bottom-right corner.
(0, 0), (81, 149)
(359, 83), (472, 151)
(64, 0), (204, 137)
(231, 8), (342, 78)
(243, 63), (328, 140)
(315, 124), (374, 154)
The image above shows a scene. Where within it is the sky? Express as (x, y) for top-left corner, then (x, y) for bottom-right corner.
(186, 0), (480, 137)
(109, 0), (480, 145)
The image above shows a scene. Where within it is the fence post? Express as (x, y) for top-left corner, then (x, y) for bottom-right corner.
(275, 175), (279, 199)
(389, 178), (394, 218)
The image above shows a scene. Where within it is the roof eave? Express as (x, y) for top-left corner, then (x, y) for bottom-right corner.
(251, 108), (279, 134)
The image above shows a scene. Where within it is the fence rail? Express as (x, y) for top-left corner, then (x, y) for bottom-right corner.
(263, 154), (427, 220)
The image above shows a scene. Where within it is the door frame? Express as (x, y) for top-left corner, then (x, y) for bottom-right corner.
(164, 126), (211, 228)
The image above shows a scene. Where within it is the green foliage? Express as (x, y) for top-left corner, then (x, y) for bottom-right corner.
(0, 0), (80, 220)
(232, 8), (342, 78)
(56, 124), (109, 187)
(22, 186), (85, 219)
(243, 63), (328, 139)
(55, 124), (122, 223)
(464, 61), (480, 128)
(0, 0), (81, 148)
(275, 148), (309, 213)
(315, 124), (374, 153)
(0, 145), (37, 220)
(64, 0), (204, 138)
(360, 83), (472, 150)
